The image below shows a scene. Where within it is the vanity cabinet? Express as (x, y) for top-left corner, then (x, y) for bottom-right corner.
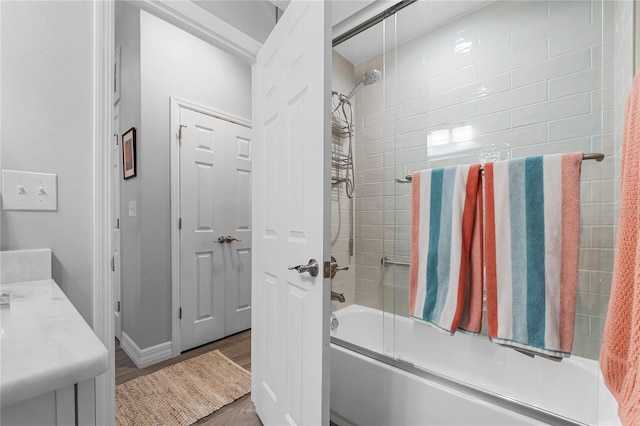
(1, 249), (108, 426)
(1, 380), (95, 426)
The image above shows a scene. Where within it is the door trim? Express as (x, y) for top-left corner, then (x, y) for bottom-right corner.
(96, 4), (258, 424)
(93, 1), (115, 424)
(112, 104), (122, 341)
(169, 96), (251, 357)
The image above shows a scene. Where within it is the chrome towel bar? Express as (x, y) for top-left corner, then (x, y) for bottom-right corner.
(396, 152), (604, 183)
(381, 256), (410, 267)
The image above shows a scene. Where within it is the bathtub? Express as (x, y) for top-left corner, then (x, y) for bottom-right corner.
(329, 304), (620, 426)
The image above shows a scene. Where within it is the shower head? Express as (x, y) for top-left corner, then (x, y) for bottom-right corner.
(344, 68), (382, 101)
(362, 68), (382, 86)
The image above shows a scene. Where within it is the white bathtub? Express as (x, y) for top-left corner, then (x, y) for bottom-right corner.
(330, 305), (620, 426)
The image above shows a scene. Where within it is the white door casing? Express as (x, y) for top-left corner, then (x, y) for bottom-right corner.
(112, 105), (122, 341)
(251, 1), (331, 425)
(173, 100), (253, 353)
(95, 3), (262, 424)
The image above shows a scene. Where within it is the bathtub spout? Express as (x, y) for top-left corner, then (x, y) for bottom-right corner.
(331, 291), (346, 303)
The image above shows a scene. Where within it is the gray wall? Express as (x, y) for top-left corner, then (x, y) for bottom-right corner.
(117, 10), (252, 349)
(1, 1), (95, 323)
(193, 0), (278, 43)
(116, 2), (143, 345)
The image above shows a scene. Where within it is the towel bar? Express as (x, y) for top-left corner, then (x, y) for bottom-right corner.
(381, 256), (411, 267)
(395, 152), (605, 183)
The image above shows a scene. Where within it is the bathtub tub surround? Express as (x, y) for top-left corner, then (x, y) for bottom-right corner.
(330, 305), (620, 425)
(1, 249), (108, 425)
(409, 164), (483, 334)
(485, 152), (583, 359)
(601, 71), (640, 426)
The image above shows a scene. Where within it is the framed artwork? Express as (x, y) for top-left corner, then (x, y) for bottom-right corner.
(122, 127), (136, 179)
(114, 46), (121, 105)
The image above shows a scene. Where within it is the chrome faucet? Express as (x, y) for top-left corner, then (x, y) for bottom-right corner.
(331, 291), (345, 303)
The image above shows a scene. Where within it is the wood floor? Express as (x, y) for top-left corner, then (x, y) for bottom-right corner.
(116, 330), (262, 425)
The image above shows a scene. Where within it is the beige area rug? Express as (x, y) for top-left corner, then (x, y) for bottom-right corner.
(116, 350), (251, 426)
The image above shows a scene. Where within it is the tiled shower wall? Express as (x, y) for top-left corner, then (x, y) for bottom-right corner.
(613, 3), (634, 228)
(331, 51), (357, 310)
(351, 0), (616, 359)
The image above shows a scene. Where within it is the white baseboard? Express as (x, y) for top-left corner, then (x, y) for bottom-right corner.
(121, 332), (173, 369)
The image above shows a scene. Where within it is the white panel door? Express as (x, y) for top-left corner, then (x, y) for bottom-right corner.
(112, 106), (122, 341)
(251, 1), (331, 425)
(179, 106), (253, 351)
(224, 123), (253, 335)
(180, 107), (227, 351)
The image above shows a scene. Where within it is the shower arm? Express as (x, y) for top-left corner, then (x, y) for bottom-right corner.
(344, 79), (365, 101)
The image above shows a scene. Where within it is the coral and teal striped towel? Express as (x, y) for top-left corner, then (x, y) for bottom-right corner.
(484, 153), (582, 359)
(409, 164), (483, 335)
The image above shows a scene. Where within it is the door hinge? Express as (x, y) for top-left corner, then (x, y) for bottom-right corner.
(178, 125), (187, 142)
(116, 218), (120, 229)
(117, 301), (121, 312)
(179, 307), (183, 319)
(111, 256), (115, 272)
(179, 218), (182, 229)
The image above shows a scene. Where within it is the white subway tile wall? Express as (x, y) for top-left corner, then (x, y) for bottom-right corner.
(331, 51), (357, 311)
(345, 0), (619, 360)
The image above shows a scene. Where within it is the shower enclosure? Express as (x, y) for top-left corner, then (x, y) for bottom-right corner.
(329, 0), (628, 424)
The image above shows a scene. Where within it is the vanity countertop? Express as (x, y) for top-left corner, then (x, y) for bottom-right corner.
(0, 278), (108, 408)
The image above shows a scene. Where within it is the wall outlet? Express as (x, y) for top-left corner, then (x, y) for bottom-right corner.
(2, 170), (58, 211)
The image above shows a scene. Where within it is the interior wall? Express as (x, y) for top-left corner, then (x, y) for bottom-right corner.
(116, 2), (143, 345)
(117, 10), (252, 349)
(331, 50), (357, 309)
(192, 0), (277, 43)
(0, 1), (95, 323)
(351, 0), (615, 360)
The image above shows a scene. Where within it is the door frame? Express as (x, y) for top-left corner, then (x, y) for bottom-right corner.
(96, 0), (358, 422)
(169, 96), (252, 357)
(94, 3), (261, 425)
(93, 1), (115, 422)
(112, 104), (122, 341)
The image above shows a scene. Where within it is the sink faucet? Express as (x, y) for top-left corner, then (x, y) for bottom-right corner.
(331, 291), (345, 303)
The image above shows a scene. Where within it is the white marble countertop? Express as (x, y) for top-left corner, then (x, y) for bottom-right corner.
(0, 279), (108, 408)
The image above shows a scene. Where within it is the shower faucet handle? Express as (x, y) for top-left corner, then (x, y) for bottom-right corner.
(329, 256), (349, 279)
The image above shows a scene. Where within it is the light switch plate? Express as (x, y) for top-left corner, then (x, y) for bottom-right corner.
(2, 170), (58, 211)
(128, 201), (136, 217)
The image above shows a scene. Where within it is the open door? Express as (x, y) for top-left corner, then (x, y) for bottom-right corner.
(251, 1), (331, 425)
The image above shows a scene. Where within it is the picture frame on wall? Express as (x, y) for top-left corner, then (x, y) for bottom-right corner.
(122, 127), (136, 179)
(114, 46), (121, 105)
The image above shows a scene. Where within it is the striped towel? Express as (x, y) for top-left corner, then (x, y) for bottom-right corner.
(409, 164), (483, 335)
(484, 153), (582, 359)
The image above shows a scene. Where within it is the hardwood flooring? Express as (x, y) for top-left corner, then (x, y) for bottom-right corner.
(115, 330), (262, 425)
